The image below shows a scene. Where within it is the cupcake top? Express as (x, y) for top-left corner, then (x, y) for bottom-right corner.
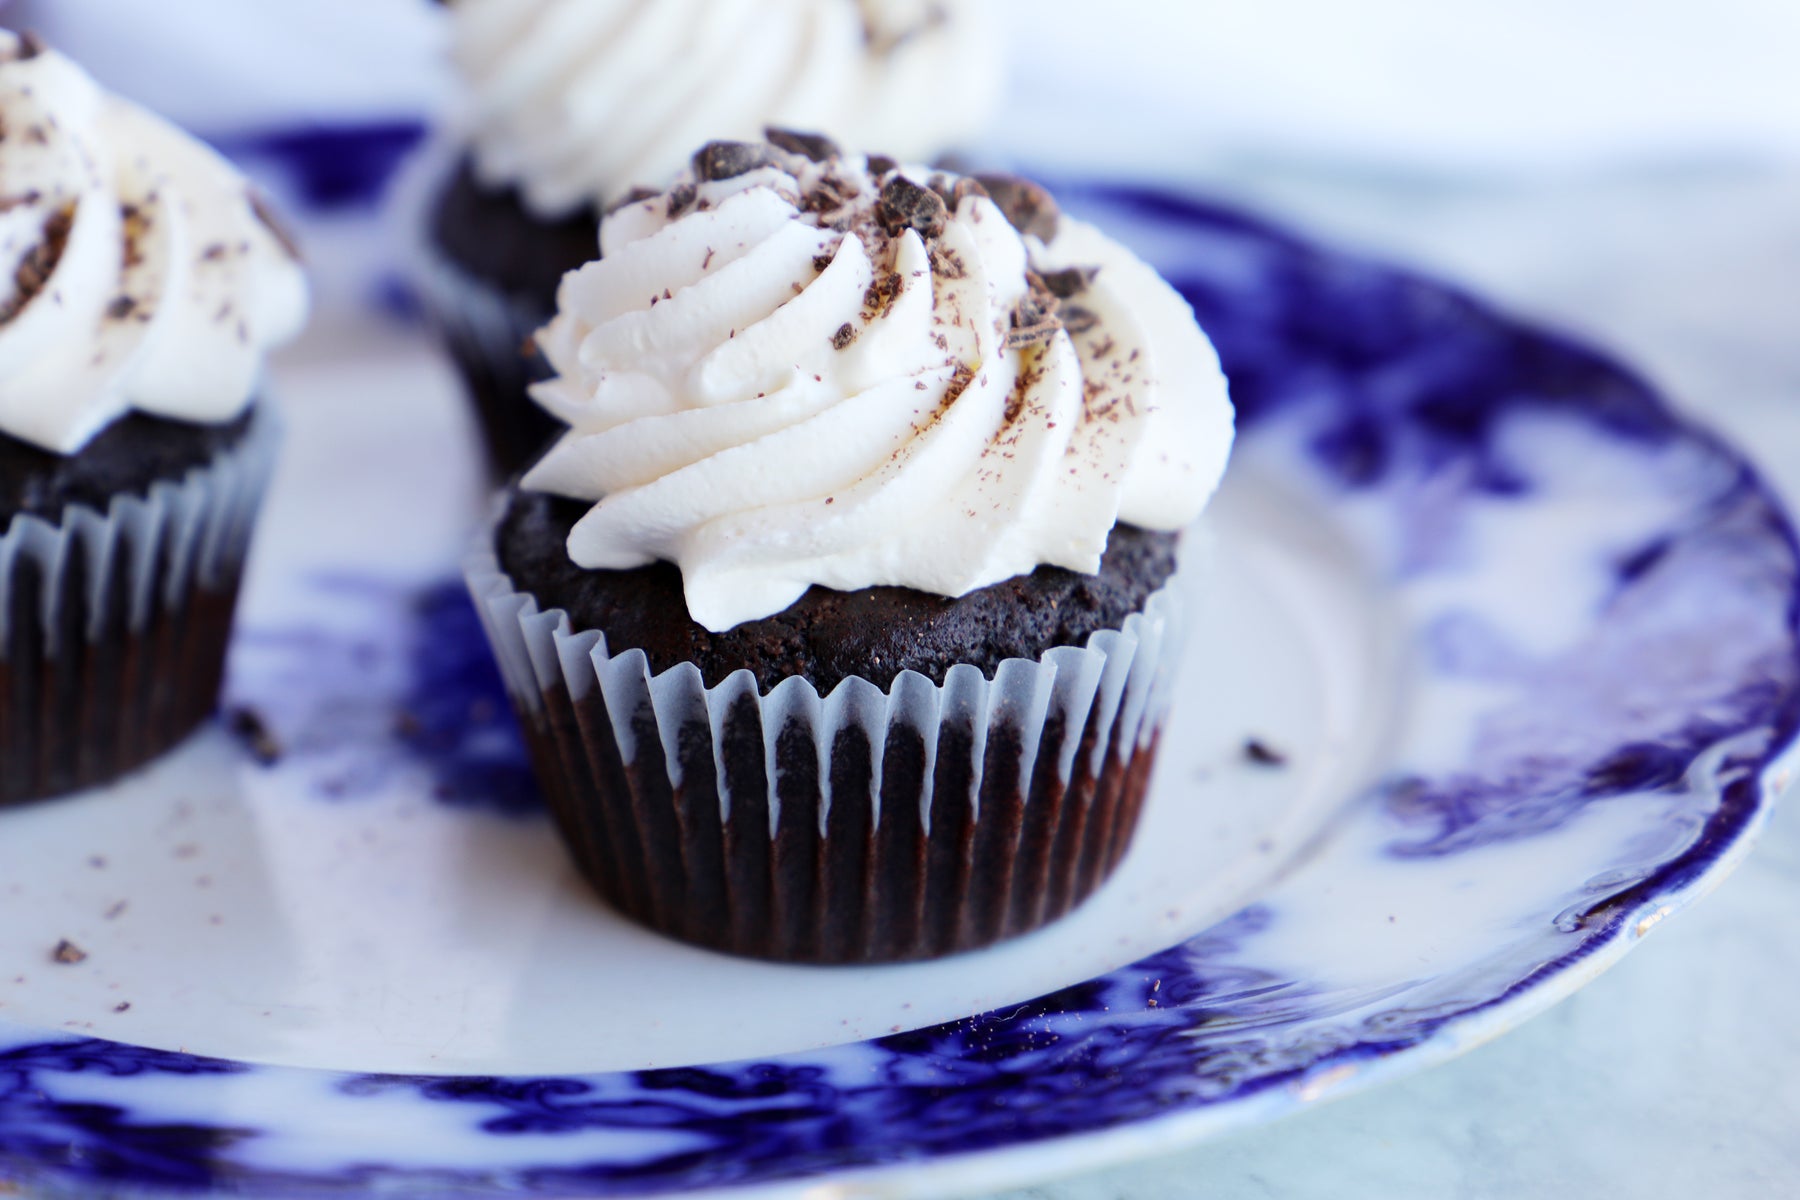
(525, 135), (1235, 632)
(0, 33), (308, 455)
(448, 0), (1002, 217)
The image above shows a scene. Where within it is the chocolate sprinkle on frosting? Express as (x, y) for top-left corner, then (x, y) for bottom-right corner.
(1060, 304), (1100, 336)
(1006, 271), (1064, 348)
(974, 174), (1060, 241)
(1041, 265), (1098, 298)
(877, 175), (949, 239)
(831, 321), (858, 350)
(764, 127), (841, 163)
(692, 140), (777, 183)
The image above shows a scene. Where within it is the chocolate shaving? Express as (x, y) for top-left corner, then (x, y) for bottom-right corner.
(51, 939), (86, 965)
(1005, 321), (1061, 350)
(1005, 270), (1064, 349)
(105, 295), (137, 320)
(973, 174), (1060, 241)
(605, 186), (660, 215)
(866, 154), (899, 177)
(666, 182), (698, 219)
(1060, 304), (1100, 336)
(1040, 265), (1098, 298)
(691, 140), (776, 183)
(0, 201), (72, 325)
(831, 322), (858, 350)
(764, 127), (840, 162)
(877, 175), (948, 239)
(247, 188), (302, 261)
(800, 176), (850, 215)
(950, 176), (989, 208)
(863, 271), (902, 317)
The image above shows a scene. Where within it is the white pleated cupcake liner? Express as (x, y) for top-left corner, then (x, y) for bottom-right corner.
(0, 406), (278, 805)
(464, 497), (1193, 962)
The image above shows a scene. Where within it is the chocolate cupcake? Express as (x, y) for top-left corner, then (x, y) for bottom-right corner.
(0, 35), (308, 806)
(414, 0), (1003, 476)
(466, 138), (1233, 962)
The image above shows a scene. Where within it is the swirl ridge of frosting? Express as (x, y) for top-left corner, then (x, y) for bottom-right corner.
(450, 0), (1002, 217)
(0, 34), (309, 454)
(526, 138), (1235, 632)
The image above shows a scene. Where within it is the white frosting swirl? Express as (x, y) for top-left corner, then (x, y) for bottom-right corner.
(449, 0), (1002, 218)
(0, 35), (309, 454)
(527, 146), (1234, 633)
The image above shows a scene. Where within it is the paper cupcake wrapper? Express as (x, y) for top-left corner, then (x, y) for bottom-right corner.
(0, 407), (278, 807)
(465, 507), (1192, 963)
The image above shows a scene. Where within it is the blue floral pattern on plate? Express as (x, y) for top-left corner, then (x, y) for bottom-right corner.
(1, 184), (1794, 1198)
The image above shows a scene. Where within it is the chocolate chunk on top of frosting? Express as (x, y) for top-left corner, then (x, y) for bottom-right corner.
(691, 140), (780, 183)
(764, 127), (842, 163)
(973, 174), (1060, 241)
(876, 175), (949, 239)
(523, 136), (1235, 632)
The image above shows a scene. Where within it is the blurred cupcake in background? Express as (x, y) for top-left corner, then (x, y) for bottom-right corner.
(0, 32), (308, 806)
(414, 0), (1003, 476)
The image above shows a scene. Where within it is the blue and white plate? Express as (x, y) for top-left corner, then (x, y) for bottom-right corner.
(1, 185), (1795, 1199)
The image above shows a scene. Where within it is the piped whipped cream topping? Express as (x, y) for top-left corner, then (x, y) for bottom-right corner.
(449, 0), (1001, 218)
(0, 33), (309, 454)
(526, 136), (1235, 632)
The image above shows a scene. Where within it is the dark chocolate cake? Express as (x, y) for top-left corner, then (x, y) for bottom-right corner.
(0, 408), (255, 523)
(430, 156), (599, 305)
(498, 488), (1180, 692)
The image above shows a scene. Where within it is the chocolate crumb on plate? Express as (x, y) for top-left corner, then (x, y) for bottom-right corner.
(50, 939), (86, 965)
(1244, 737), (1289, 767)
(226, 706), (282, 766)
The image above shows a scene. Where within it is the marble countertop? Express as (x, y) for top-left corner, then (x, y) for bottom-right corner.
(979, 166), (1800, 1200)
